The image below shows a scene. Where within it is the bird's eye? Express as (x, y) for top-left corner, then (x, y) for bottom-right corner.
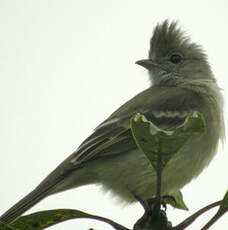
(170, 54), (183, 64)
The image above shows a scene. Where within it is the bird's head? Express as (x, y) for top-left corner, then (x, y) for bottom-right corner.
(136, 20), (215, 86)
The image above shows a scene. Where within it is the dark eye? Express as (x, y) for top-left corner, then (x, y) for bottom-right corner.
(170, 54), (183, 64)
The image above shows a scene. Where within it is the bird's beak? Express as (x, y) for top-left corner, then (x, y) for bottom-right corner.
(135, 59), (159, 70)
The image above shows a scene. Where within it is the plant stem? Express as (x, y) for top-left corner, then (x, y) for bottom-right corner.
(201, 210), (225, 230)
(173, 201), (221, 230)
(156, 140), (162, 210)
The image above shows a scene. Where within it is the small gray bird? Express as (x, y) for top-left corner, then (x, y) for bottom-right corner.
(0, 20), (225, 224)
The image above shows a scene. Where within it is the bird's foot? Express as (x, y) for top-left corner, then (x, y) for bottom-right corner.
(132, 193), (172, 230)
(133, 193), (172, 230)
(162, 195), (177, 211)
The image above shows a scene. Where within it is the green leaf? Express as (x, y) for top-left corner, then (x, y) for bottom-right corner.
(0, 221), (14, 230)
(130, 111), (205, 171)
(10, 209), (129, 230)
(163, 190), (189, 211)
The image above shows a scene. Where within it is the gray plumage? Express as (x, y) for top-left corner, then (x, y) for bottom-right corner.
(0, 20), (224, 224)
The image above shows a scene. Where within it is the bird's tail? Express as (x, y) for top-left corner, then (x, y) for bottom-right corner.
(0, 178), (61, 224)
(0, 156), (78, 224)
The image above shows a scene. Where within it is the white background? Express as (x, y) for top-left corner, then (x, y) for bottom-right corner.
(0, 1), (228, 230)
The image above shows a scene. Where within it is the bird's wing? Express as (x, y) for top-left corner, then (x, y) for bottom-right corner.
(70, 86), (199, 165)
(0, 86), (200, 224)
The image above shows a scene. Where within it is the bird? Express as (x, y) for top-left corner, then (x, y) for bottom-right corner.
(0, 20), (224, 224)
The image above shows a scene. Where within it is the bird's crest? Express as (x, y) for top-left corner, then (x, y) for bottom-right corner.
(149, 20), (202, 60)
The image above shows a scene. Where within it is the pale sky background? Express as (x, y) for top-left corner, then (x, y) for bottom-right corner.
(0, 1), (228, 230)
